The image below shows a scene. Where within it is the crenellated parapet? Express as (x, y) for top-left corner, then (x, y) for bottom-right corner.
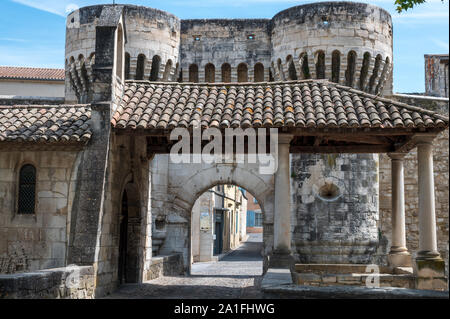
(270, 2), (393, 95)
(65, 2), (395, 102)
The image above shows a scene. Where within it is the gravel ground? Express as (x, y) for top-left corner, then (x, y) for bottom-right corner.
(104, 233), (264, 299)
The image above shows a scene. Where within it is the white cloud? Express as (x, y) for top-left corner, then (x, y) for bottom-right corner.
(11, 0), (79, 16)
(0, 37), (28, 43)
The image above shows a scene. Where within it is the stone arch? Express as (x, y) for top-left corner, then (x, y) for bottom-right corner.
(136, 54), (146, 80)
(205, 63), (215, 83)
(118, 178), (142, 284)
(189, 64), (199, 83)
(237, 63), (248, 83)
(286, 55), (298, 80)
(150, 55), (161, 81)
(221, 63), (231, 82)
(299, 53), (310, 79)
(331, 50), (340, 83)
(315, 50), (325, 79)
(254, 63), (264, 82)
(125, 52), (131, 80)
(154, 161), (275, 272)
(163, 59), (173, 81)
(345, 50), (357, 87)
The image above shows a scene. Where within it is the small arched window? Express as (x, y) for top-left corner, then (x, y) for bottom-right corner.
(237, 63), (248, 83)
(189, 64), (199, 83)
(136, 54), (146, 80)
(331, 50), (340, 83)
(254, 63), (264, 82)
(315, 51), (325, 79)
(287, 56), (298, 80)
(150, 55), (161, 81)
(205, 63), (215, 83)
(300, 53), (311, 79)
(18, 164), (36, 215)
(221, 63), (231, 82)
(125, 53), (131, 80)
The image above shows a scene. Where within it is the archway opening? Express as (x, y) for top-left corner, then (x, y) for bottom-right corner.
(190, 184), (263, 277)
(118, 182), (141, 284)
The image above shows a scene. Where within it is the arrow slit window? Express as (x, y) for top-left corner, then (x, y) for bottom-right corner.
(18, 164), (36, 215)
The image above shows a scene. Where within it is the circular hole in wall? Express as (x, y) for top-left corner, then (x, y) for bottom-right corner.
(317, 182), (341, 202)
(155, 217), (166, 230)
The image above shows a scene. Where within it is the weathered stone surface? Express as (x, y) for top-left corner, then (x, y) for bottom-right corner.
(0, 265), (95, 299)
(262, 284), (449, 299)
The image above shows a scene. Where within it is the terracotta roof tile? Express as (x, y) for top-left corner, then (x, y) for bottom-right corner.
(113, 80), (448, 131)
(0, 105), (91, 143)
(0, 66), (65, 81)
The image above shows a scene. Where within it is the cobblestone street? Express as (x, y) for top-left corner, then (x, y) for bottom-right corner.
(104, 234), (264, 299)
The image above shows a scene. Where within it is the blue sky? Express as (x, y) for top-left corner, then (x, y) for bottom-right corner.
(0, 0), (448, 93)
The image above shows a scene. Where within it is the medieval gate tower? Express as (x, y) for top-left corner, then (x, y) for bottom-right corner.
(64, 2), (393, 267)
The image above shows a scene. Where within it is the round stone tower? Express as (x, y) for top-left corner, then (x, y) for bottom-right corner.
(271, 1), (393, 95)
(272, 2), (388, 264)
(65, 4), (180, 103)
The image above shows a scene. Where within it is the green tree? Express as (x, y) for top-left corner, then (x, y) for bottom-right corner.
(395, 0), (445, 13)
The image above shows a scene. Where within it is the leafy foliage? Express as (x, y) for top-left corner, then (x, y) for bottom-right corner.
(394, 0), (445, 13)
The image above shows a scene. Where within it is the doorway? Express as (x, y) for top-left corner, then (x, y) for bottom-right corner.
(118, 190), (129, 284)
(214, 209), (224, 255)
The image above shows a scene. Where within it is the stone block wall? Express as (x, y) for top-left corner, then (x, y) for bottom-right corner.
(180, 19), (271, 82)
(290, 153), (380, 264)
(0, 151), (79, 274)
(0, 265), (95, 299)
(124, 5), (180, 81)
(95, 134), (152, 296)
(425, 54), (449, 98)
(146, 253), (184, 281)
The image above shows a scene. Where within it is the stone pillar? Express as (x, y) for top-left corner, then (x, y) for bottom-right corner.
(270, 134), (293, 268)
(414, 136), (446, 290)
(387, 153), (411, 267)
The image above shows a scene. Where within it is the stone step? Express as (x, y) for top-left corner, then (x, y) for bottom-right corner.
(295, 264), (392, 274)
(294, 272), (415, 289)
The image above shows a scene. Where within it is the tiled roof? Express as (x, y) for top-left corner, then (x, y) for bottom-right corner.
(0, 105), (91, 143)
(112, 80), (448, 130)
(0, 66), (65, 81)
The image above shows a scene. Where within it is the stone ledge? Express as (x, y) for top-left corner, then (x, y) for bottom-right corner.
(261, 284), (449, 299)
(145, 253), (184, 281)
(0, 265), (95, 299)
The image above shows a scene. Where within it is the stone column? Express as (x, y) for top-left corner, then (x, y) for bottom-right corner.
(414, 136), (446, 290)
(270, 133), (293, 268)
(387, 153), (411, 267)
(416, 139), (441, 260)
